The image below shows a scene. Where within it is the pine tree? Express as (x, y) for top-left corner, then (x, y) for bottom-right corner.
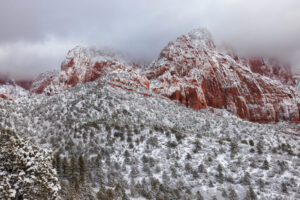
(258, 178), (265, 190)
(257, 140), (263, 154)
(228, 186), (238, 200)
(69, 155), (79, 187)
(281, 182), (288, 193)
(196, 191), (204, 200)
(216, 164), (224, 183)
(62, 157), (69, 179)
(230, 141), (238, 158)
(262, 159), (269, 170)
(241, 172), (250, 185)
(54, 153), (62, 178)
(0, 129), (60, 200)
(244, 186), (257, 200)
(78, 154), (86, 183)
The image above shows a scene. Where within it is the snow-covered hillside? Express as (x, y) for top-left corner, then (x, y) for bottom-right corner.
(0, 129), (60, 199)
(0, 84), (28, 100)
(1, 28), (300, 200)
(145, 28), (300, 123)
(0, 71), (299, 199)
(23, 29), (300, 124)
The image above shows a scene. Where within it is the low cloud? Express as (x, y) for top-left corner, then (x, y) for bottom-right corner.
(0, 37), (75, 79)
(0, 0), (300, 79)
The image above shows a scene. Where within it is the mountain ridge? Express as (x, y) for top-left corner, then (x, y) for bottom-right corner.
(0, 28), (299, 124)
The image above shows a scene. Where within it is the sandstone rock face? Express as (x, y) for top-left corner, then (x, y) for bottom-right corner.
(15, 80), (33, 90)
(30, 70), (59, 95)
(0, 94), (9, 100)
(27, 30), (300, 123)
(234, 57), (296, 86)
(145, 28), (300, 123)
(104, 66), (151, 98)
(30, 46), (129, 95)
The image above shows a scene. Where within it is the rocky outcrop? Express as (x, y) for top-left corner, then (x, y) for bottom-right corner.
(0, 94), (9, 100)
(30, 46), (129, 95)
(145, 29), (300, 123)
(234, 57), (296, 86)
(30, 70), (59, 95)
(27, 30), (300, 123)
(104, 66), (151, 97)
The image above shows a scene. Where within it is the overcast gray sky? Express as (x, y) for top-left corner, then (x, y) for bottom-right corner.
(0, 0), (300, 79)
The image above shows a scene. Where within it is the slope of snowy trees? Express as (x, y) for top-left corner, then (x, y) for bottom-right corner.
(0, 75), (299, 199)
(0, 129), (60, 200)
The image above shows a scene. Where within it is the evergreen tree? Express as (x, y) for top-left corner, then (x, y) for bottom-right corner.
(62, 157), (69, 179)
(281, 182), (288, 193)
(257, 140), (263, 154)
(0, 129), (60, 200)
(196, 191), (204, 200)
(54, 153), (62, 178)
(258, 178), (265, 190)
(216, 164), (224, 183)
(262, 159), (269, 170)
(78, 154), (86, 183)
(69, 155), (79, 187)
(230, 141), (238, 158)
(228, 187), (238, 200)
(241, 172), (250, 185)
(244, 186), (257, 200)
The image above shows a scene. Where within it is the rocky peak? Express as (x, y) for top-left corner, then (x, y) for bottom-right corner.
(146, 29), (300, 123)
(30, 46), (129, 95)
(13, 29), (300, 123)
(234, 56), (296, 86)
(186, 28), (215, 49)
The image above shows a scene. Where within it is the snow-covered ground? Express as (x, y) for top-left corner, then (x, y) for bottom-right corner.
(0, 84), (28, 99)
(0, 72), (299, 199)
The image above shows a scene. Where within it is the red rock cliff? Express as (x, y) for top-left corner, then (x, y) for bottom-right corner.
(145, 29), (300, 123)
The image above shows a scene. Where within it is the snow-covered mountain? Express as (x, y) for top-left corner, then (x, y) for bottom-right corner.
(24, 29), (300, 124)
(1, 28), (300, 199)
(145, 28), (300, 123)
(30, 46), (130, 95)
(0, 84), (28, 100)
(1, 73), (300, 199)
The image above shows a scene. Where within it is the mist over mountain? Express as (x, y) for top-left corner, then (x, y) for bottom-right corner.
(1, 1), (300, 200)
(1, 0), (300, 79)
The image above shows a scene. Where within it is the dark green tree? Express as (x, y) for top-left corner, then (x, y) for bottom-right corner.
(69, 155), (79, 187)
(78, 154), (86, 183)
(281, 182), (288, 193)
(62, 157), (69, 179)
(257, 140), (263, 154)
(228, 187), (238, 200)
(262, 160), (269, 170)
(216, 164), (224, 183)
(244, 186), (257, 200)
